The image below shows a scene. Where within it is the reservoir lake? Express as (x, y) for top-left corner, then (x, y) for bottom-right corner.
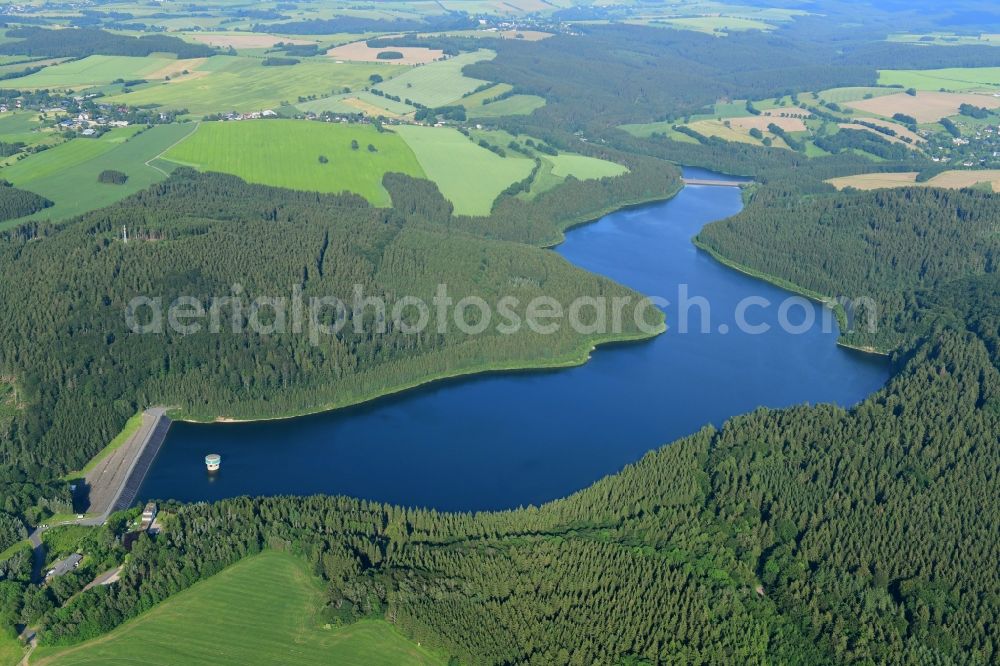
(139, 168), (889, 512)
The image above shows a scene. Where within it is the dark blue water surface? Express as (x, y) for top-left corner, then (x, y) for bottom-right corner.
(140, 170), (889, 511)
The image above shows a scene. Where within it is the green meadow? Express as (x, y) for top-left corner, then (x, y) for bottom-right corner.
(878, 67), (1000, 91)
(644, 15), (774, 34)
(817, 86), (901, 103)
(297, 90), (416, 117)
(5, 55), (189, 89)
(104, 56), (394, 116)
(375, 50), (494, 107)
(0, 634), (20, 666)
(618, 120), (700, 142)
(459, 83), (511, 107)
(468, 94), (546, 118)
(886, 32), (1000, 47)
(31, 551), (442, 666)
(393, 124), (533, 215)
(546, 154), (628, 180)
(0, 111), (49, 147)
(163, 120), (424, 206)
(0, 124), (196, 226)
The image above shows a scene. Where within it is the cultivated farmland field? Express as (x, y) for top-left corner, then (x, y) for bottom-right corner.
(327, 41), (445, 65)
(878, 67), (1000, 92)
(847, 118), (925, 143)
(6, 55), (205, 90)
(468, 94), (546, 118)
(163, 120), (425, 206)
(729, 116), (807, 132)
(818, 86), (901, 103)
(844, 91), (1000, 122)
(297, 91), (415, 117)
(546, 154), (627, 180)
(0, 124), (197, 226)
(687, 119), (764, 144)
(617, 120), (700, 141)
(30, 551), (442, 666)
(827, 170), (1000, 192)
(185, 32), (314, 49)
(393, 124), (533, 215)
(103, 56), (393, 116)
(643, 15), (774, 34)
(836, 123), (922, 148)
(375, 50), (494, 108)
(0, 111), (48, 147)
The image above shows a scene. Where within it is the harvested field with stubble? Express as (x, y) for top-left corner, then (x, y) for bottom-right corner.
(187, 33), (314, 49)
(729, 116), (807, 132)
(849, 118), (925, 143)
(327, 41), (444, 64)
(497, 30), (552, 40)
(827, 170), (1000, 192)
(761, 106), (812, 117)
(837, 123), (922, 148)
(845, 91), (1000, 122)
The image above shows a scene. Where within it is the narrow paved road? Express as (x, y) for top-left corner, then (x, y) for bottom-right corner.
(681, 177), (746, 187)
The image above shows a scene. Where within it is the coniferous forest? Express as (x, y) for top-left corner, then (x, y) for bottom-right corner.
(0, 2), (998, 664)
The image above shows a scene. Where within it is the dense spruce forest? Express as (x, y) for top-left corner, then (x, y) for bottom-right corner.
(0, 27), (215, 59)
(16, 329), (998, 663)
(3, 153), (997, 664)
(0, 165), (677, 528)
(0, 181), (51, 222)
(0, 4), (998, 663)
(696, 186), (1000, 351)
(456, 24), (1000, 130)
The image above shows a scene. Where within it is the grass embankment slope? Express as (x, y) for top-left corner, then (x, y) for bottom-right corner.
(0, 633), (22, 666)
(0, 124), (196, 227)
(63, 411), (143, 481)
(31, 551), (442, 666)
(163, 120), (425, 206)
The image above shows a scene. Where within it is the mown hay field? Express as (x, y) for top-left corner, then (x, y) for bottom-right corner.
(163, 120), (424, 206)
(877, 67), (1000, 92)
(0, 124), (197, 226)
(374, 50), (494, 107)
(103, 56), (393, 116)
(6, 55), (203, 89)
(31, 551), (442, 666)
(393, 124), (532, 215)
(827, 170), (1000, 192)
(327, 41), (444, 65)
(845, 91), (1000, 122)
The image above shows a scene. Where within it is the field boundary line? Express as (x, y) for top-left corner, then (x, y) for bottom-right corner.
(145, 122), (200, 176)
